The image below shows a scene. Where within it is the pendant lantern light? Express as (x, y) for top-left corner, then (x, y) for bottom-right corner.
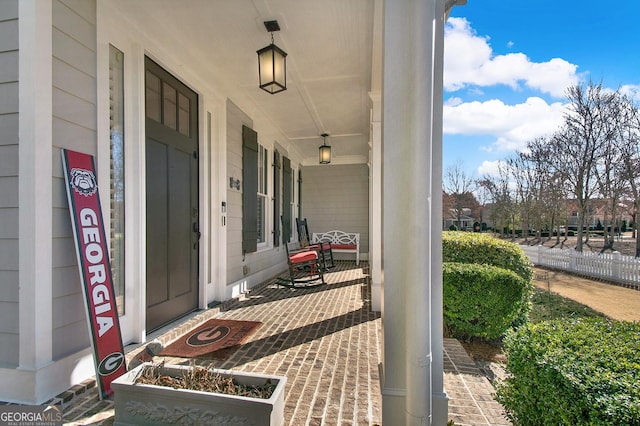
(319, 133), (331, 164)
(257, 20), (287, 94)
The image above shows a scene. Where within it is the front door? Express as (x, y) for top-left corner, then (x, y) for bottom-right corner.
(145, 57), (199, 331)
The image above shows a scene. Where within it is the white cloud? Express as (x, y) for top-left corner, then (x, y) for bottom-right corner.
(443, 96), (567, 152)
(477, 160), (506, 177)
(444, 17), (583, 98)
(444, 96), (463, 107)
(621, 84), (640, 102)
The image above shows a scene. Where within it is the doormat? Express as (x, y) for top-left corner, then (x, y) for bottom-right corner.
(159, 319), (261, 360)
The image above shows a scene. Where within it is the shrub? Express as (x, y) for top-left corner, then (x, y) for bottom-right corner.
(443, 262), (529, 340)
(443, 231), (534, 327)
(442, 231), (533, 282)
(496, 318), (640, 425)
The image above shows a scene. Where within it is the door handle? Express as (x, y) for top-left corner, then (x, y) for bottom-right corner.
(193, 222), (201, 249)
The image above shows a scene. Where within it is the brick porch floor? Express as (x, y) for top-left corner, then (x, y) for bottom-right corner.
(9, 261), (509, 425)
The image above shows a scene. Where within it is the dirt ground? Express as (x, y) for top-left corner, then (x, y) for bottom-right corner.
(532, 267), (640, 322)
(512, 233), (640, 321)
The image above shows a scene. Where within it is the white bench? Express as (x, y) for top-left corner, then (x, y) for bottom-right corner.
(312, 230), (360, 266)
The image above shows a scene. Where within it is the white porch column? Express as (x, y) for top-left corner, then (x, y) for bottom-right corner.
(431, 1), (448, 424)
(382, 0), (447, 424)
(18, 0), (53, 371)
(369, 0), (383, 312)
(369, 93), (382, 312)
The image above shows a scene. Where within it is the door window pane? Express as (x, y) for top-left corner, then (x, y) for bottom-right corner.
(163, 82), (177, 130)
(178, 92), (190, 136)
(145, 71), (161, 122)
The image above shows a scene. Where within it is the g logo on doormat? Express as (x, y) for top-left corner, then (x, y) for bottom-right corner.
(186, 325), (231, 347)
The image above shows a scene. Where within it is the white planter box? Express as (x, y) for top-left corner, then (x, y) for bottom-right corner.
(112, 363), (287, 426)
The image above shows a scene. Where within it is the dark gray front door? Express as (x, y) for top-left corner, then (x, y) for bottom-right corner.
(145, 57), (199, 331)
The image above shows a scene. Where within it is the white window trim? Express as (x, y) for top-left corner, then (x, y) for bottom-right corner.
(257, 143), (270, 249)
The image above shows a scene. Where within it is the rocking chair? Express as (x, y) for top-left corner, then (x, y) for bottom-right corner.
(296, 218), (334, 270)
(282, 240), (325, 287)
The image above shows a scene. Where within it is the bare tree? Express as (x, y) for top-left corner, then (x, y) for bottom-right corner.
(547, 171), (571, 245)
(474, 182), (492, 231)
(444, 161), (476, 229)
(619, 97), (640, 257)
(477, 161), (517, 238)
(593, 102), (631, 251)
(594, 90), (636, 250)
(477, 176), (502, 234)
(516, 137), (566, 242)
(549, 82), (619, 252)
(475, 82), (639, 253)
(510, 144), (552, 242)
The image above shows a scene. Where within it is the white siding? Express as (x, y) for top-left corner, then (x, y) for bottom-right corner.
(301, 164), (370, 257)
(225, 100), (285, 289)
(226, 100), (251, 282)
(0, 0), (19, 367)
(50, 0), (96, 359)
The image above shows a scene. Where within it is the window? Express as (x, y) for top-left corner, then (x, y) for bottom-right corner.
(241, 127), (272, 252)
(109, 44), (125, 315)
(257, 144), (268, 245)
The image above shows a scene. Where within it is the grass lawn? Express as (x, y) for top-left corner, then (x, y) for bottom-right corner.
(529, 286), (609, 323)
(461, 287), (610, 363)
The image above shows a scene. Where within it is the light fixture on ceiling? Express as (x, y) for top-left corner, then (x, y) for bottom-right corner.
(257, 20), (287, 94)
(319, 133), (331, 164)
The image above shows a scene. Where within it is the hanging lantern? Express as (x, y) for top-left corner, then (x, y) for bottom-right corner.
(257, 20), (287, 94)
(319, 133), (331, 164)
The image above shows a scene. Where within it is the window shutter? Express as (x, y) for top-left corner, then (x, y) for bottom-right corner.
(242, 125), (258, 254)
(298, 168), (303, 219)
(273, 150), (281, 246)
(282, 157), (292, 243)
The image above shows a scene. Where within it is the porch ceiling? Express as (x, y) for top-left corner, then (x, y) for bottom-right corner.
(108, 0), (377, 165)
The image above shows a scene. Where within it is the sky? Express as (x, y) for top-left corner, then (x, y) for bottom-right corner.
(443, 0), (640, 179)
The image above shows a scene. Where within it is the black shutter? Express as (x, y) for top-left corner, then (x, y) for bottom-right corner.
(282, 157), (292, 243)
(273, 150), (281, 246)
(242, 125), (258, 254)
(298, 168), (303, 219)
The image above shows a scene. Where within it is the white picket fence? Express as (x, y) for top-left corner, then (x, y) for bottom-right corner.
(519, 245), (640, 289)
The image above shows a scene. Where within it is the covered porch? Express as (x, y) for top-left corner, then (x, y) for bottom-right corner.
(4, 0), (467, 422)
(56, 262), (508, 425)
(94, 0), (452, 422)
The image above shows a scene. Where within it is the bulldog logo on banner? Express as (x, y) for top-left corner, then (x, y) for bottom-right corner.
(70, 168), (98, 197)
(61, 149), (126, 399)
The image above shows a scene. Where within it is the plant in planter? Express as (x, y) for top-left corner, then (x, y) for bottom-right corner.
(112, 362), (287, 426)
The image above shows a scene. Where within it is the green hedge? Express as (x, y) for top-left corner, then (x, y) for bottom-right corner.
(443, 262), (530, 339)
(443, 231), (533, 282)
(496, 318), (640, 425)
(443, 231), (534, 328)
